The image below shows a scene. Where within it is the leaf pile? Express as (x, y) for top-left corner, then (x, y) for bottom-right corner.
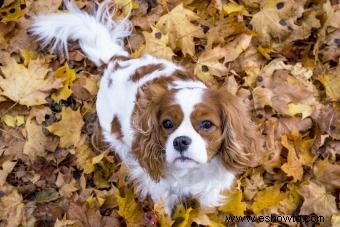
(0, 0), (340, 226)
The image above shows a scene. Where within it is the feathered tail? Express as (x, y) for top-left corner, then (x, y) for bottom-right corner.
(29, 0), (131, 66)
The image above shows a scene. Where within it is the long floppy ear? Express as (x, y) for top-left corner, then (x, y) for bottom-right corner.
(131, 84), (167, 182)
(217, 88), (260, 172)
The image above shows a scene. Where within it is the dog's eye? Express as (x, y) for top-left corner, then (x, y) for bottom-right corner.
(162, 119), (174, 129)
(200, 120), (213, 130)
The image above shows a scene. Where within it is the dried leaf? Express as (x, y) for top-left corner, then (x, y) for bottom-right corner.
(0, 58), (62, 106)
(47, 108), (84, 148)
(156, 4), (203, 56)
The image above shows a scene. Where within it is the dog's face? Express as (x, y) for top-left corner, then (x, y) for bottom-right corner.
(132, 82), (259, 181)
(158, 89), (223, 169)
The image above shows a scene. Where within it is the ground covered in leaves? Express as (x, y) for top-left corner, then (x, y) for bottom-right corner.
(0, 0), (339, 226)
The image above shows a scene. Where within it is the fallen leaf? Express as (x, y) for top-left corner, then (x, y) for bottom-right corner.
(252, 184), (286, 214)
(0, 161), (16, 186)
(195, 34), (252, 80)
(297, 181), (337, 219)
(141, 26), (174, 60)
(47, 108), (84, 148)
(281, 134), (304, 182)
(35, 188), (60, 203)
(1, 114), (24, 127)
(115, 188), (145, 226)
(172, 204), (193, 227)
(0, 186), (26, 227)
(219, 190), (247, 216)
(156, 4), (203, 56)
(0, 58), (62, 106)
(52, 64), (76, 102)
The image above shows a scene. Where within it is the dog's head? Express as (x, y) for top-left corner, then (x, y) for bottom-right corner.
(132, 80), (260, 181)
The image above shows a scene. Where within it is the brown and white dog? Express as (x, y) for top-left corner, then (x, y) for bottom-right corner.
(30, 0), (260, 214)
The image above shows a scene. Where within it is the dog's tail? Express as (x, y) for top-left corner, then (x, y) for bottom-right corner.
(29, 0), (131, 66)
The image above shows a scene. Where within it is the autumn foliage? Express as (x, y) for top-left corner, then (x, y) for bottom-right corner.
(0, 0), (339, 226)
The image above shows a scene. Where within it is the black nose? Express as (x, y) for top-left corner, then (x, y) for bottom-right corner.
(173, 136), (192, 152)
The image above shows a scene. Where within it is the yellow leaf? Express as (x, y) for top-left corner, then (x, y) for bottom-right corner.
(331, 214), (340, 227)
(252, 184), (286, 214)
(47, 108), (84, 148)
(0, 0), (25, 23)
(281, 134), (303, 182)
(1, 114), (24, 127)
(20, 49), (38, 66)
(54, 218), (77, 227)
(0, 58), (62, 106)
(156, 4), (203, 56)
(114, 188), (144, 226)
(142, 26), (174, 60)
(113, 0), (139, 17)
(172, 204), (193, 227)
(288, 102), (314, 119)
(219, 190), (246, 216)
(52, 64), (76, 102)
(223, 1), (249, 15)
(257, 45), (272, 60)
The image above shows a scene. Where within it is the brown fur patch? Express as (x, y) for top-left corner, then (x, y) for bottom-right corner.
(190, 99), (223, 160)
(130, 63), (164, 82)
(110, 55), (131, 62)
(111, 115), (123, 140)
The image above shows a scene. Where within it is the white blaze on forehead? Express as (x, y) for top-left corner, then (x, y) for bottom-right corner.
(174, 88), (204, 116)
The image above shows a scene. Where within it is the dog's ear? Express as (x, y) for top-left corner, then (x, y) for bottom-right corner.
(217, 88), (260, 172)
(131, 84), (167, 182)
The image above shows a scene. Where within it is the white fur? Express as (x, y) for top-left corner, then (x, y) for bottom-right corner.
(166, 88), (208, 168)
(29, 0), (131, 65)
(30, 1), (235, 214)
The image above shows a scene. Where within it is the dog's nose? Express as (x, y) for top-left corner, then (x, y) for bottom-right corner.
(173, 136), (192, 152)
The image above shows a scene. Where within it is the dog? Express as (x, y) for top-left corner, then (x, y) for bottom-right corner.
(29, 0), (260, 214)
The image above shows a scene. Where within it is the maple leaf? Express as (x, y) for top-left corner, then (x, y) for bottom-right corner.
(281, 134), (304, 182)
(141, 26), (174, 60)
(67, 202), (103, 227)
(0, 186), (26, 227)
(297, 181), (337, 219)
(252, 184), (286, 214)
(114, 188), (145, 226)
(219, 190), (247, 216)
(195, 34), (252, 80)
(250, 0), (306, 46)
(156, 4), (203, 56)
(47, 108), (84, 148)
(51, 64), (76, 102)
(0, 58), (62, 106)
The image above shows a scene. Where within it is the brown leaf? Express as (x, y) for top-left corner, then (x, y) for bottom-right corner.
(297, 181), (337, 219)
